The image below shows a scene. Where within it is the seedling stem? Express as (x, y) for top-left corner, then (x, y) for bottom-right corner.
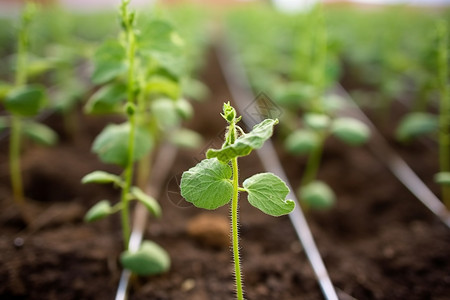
(437, 21), (450, 208)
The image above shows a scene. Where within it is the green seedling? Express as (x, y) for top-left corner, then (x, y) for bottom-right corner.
(81, 0), (184, 276)
(0, 2), (57, 223)
(280, 5), (370, 209)
(394, 21), (450, 208)
(82, 0), (202, 277)
(436, 21), (450, 208)
(180, 102), (295, 300)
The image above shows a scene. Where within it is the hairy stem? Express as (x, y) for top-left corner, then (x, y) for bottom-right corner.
(231, 156), (244, 300)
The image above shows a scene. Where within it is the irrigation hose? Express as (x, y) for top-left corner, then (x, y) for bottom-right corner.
(115, 143), (178, 300)
(333, 84), (450, 228)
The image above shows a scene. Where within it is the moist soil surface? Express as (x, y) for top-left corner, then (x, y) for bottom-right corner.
(0, 49), (449, 300)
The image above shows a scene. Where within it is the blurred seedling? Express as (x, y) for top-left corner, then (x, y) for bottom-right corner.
(0, 2), (58, 224)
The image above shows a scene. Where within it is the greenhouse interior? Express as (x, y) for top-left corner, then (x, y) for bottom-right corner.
(0, 0), (449, 299)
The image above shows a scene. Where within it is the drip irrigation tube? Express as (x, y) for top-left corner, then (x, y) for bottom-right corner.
(216, 42), (340, 300)
(333, 85), (450, 228)
(115, 143), (178, 300)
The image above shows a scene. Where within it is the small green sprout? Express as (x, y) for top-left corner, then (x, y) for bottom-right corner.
(180, 102), (295, 300)
(0, 2), (57, 222)
(394, 20), (450, 208)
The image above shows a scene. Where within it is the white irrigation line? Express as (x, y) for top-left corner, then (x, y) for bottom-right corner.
(333, 84), (450, 228)
(216, 42), (340, 300)
(115, 143), (178, 300)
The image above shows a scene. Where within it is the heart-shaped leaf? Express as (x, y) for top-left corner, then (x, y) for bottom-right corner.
(180, 158), (233, 210)
(121, 240), (170, 275)
(207, 119), (278, 163)
(243, 172), (295, 216)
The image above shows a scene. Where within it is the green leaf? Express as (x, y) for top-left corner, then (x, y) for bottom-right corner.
(207, 119), (278, 163)
(92, 123), (153, 167)
(85, 82), (127, 114)
(81, 171), (123, 186)
(120, 240), (170, 276)
(175, 98), (193, 120)
(180, 158), (233, 210)
(84, 200), (112, 222)
(304, 113), (330, 130)
(151, 98), (180, 128)
(274, 83), (316, 109)
(91, 40), (127, 84)
(299, 181), (335, 209)
(243, 173), (295, 216)
(139, 19), (184, 54)
(284, 129), (320, 155)
(396, 113), (438, 141)
(168, 128), (203, 149)
(181, 77), (209, 101)
(145, 76), (181, 100)
(5, 85), (47, 116)
(22, 121), (58, 146)
(130, 186), (161, 217)
(331, 117), (370, 146)
(435, 172), (450, 186)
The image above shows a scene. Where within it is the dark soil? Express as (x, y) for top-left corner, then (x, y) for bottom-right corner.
(0, 48), (449, 300)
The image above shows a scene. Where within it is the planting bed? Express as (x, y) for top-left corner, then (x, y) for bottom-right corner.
(0, 47), (449, 300)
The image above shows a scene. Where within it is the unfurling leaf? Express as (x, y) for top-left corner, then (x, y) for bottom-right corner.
(180, 158), (233, 210)
(84, 200), (112, 222)
(331, 117), (370, 146)
(92, 122), (153, 167)
(120, 240), (170, 275)
(81, 171), (123, 186)
(284, 129), (320, 155)
(207, 119), (278, 163)
(130, 186), (161, 217)
(5, 85), (46, 116)
(396, 112), (438, 141)
(243, 173), (295, 216)
(22, 121), (58, 146)
(299, 181), (335, 209)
